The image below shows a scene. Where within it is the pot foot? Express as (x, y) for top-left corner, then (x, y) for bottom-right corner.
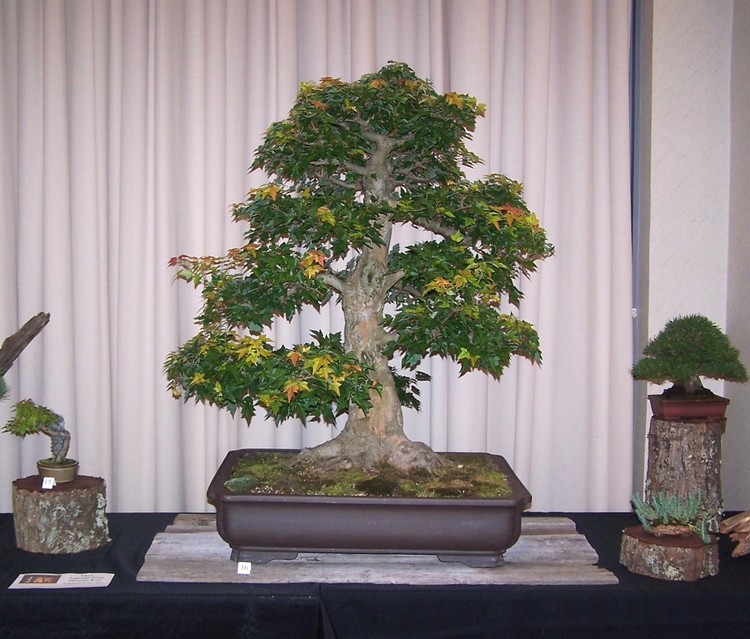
(437, 553), (505, 568)
(230, 549), (299, 563)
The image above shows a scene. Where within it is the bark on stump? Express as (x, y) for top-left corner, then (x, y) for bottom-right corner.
(645, 418), (725, 522)
(12, 475), (110, 553)
(620, 525), (718, 581)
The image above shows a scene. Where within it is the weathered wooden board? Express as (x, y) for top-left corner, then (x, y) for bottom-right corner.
(137, 515), (617, 585)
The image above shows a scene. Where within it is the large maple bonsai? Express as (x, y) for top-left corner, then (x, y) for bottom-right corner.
(165, 62), (553, 476)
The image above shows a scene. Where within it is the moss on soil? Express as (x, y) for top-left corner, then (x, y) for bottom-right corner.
(224, 451), (511, 498)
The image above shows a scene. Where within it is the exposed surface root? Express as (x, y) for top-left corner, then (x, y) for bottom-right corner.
(293, 433), (450, 476)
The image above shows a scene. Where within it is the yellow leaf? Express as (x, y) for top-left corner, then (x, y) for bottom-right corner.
(299, 250), (327, 278)
(317, 206), (336, 225)
(287, 350), (304, 366)
(283, 380), (310, 402)
(457, 348), (479, 367)
(236, 335), (272, 364)
(445, 92), (464, 108)
(425, 276), (453, 293)
(299, 81), (315, 96)
(524, 213), (541, 230)
(307, 353), (334, 378)
(303, 263), (324, 278)
(257, 183), (281, 200)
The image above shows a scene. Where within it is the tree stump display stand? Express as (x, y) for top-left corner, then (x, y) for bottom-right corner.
(620, 525), (718, 581)
(12, 475), (110, 554)
(620, 417), (726, 580)
(645, 417), (725, 522)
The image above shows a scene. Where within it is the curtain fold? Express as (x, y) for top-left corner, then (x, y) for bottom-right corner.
(0, 0), (633, 512)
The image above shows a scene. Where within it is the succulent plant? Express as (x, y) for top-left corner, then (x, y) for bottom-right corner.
(632, 491), (717, 543)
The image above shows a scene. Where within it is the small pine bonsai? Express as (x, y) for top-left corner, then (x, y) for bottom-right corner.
(632, 314), (748, 396)
(3, 399), (72, 465)
(632, 491), (717, 544)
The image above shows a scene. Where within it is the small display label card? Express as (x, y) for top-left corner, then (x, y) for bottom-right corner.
(9, 573), (114, 589)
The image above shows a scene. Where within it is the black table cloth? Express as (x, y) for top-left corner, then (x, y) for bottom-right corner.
(1, 512), (748, 638)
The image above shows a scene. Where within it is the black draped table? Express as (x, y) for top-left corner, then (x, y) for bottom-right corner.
(1, 511), (749, 638)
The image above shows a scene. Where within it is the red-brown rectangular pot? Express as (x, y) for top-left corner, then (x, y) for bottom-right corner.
(648, 394), (729, 421)
(207, 449), (532, 568)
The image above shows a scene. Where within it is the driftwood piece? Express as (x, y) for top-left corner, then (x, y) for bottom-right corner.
(646, 418), (725, 520)
(0, 312), (50, 376)
(720, 511), (750, 557)
(620, 525), (718, 581)
(12, 475), (110, 554)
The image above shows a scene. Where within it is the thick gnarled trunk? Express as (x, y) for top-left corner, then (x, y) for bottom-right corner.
(297, 121), (446, 474)
(298, 242), (444, 474)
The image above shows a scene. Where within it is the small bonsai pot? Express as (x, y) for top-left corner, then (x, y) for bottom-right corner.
(648, 393), (730, 421)
(37, 458), (79, 483)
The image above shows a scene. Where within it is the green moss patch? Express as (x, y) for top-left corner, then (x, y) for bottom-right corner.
(224, 451), (511, 498)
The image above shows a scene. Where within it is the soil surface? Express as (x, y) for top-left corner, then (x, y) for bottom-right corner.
(224, 451), (511, 498)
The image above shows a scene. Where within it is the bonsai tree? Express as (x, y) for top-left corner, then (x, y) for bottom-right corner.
(632, 314), (748, 396)
(165, 62), (553, 475)
(3, 399), (71, 465)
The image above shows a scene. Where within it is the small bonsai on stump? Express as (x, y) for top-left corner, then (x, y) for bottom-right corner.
(165, 62), (553, 477)
(631, 315), (747, 568)
(6, 400), (110, 552)
(4, 399), (72, 466)
(632, 314), (748, 398)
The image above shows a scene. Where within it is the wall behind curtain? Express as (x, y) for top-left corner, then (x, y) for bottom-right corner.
(0, 0), (633, 513)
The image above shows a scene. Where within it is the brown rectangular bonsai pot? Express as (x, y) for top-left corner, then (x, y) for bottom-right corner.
(207, 449), (532, 568)
(648, 394), (729, 421)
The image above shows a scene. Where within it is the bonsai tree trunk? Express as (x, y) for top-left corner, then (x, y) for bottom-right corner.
(40, 418), (71, 463)
(299, 240), (443, 474)
(297, 134), (444, 474)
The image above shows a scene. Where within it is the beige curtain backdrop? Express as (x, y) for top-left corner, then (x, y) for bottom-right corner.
(0, 0), (633, 513)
